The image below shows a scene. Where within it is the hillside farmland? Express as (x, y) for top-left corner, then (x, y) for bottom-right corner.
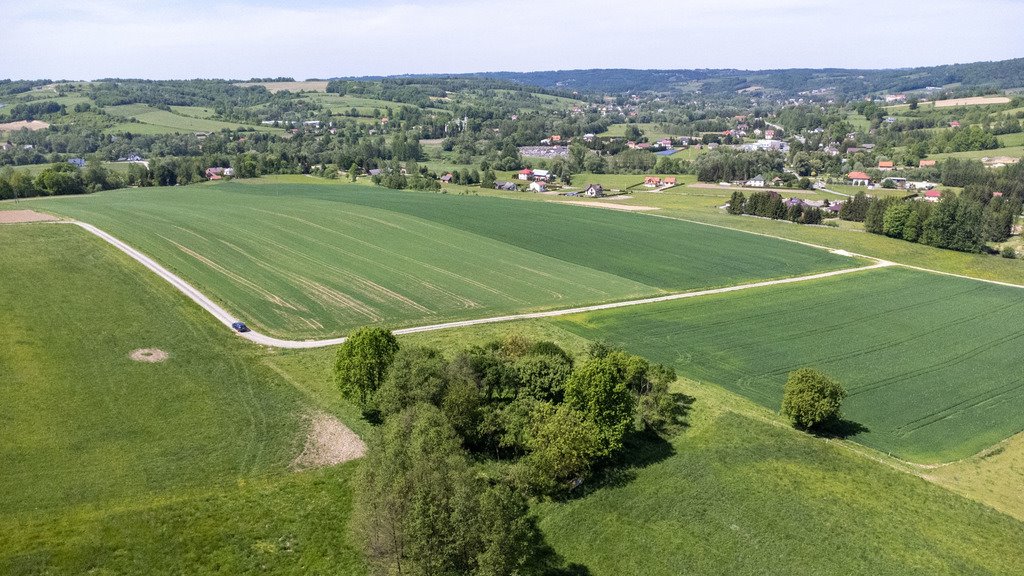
(28, 181), (857, 338)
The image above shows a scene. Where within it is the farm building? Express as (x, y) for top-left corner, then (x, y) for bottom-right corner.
(644, 177), (662, 187)
(529, 181), (547, 193)
(518, 169), (533, 181)
(919, 159), (937, 168)
(878, 161), (895, 171)
(848, 171), (871, 186)
(440, 173), (453, 183)
(533, 169), (551, 181)
(68, 158), (86, 168)
(746, 175), (765, 187)
(494, 181), (518, 191)
(923, 189), (944, 202)
(584, 184), (605, 197)
(663, 177), (677, 186)
(205, 167), (234, 180)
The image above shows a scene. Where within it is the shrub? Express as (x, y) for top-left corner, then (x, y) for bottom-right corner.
(780, 368), (847, 430)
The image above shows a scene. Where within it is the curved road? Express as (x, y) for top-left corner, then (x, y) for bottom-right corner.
(71, 221), (900, 349)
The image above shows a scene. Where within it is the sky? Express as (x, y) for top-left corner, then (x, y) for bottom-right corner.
(2, 0), (1024, 80)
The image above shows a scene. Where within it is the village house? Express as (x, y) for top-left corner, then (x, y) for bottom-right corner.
(205, 167), (234, 180)
(848, 171), (871, 186)
(657, 138), (673, 148)
(584, 184), (604, 197)
(746, 175), (766, 188)
(68, 158), (86, 168)
(644, 176), (662, 187)
(518, 169), (533, 181)
(532, 169), (551, 181)
(663, 177), (677, 186)
(919, 159), (937, 168)
(878, 161), (895, 171)
(528, 181), (547, 193)
(440, 173), (453, 184)
(923, 189), (944, 202)
(494, 181), (518, 191)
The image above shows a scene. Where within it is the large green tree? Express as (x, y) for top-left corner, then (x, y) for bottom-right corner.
(334, 326), (400, 408)
(780, 368), (847, 430)
(564, 353), (636, 456)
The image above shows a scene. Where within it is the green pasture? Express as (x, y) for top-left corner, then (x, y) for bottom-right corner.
(928, 146), (1024, 161)
(555, 266), (1024, 463)
(0, 224), (304, 514)
(597, 122), (681, 141)
(539, 402), (1024, 576)
(28, 181), (856, 338)
(103, 104), (282, 135)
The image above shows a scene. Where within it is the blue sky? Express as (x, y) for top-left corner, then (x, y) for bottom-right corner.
(2, 0), (1023, 80)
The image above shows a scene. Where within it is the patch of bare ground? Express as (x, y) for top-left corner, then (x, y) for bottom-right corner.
(0, 210), (59, 224)
(933, 96), (1010, 107)
(559, 200), (660, 212)
(0, 120), (50, 131)
(130, 348), (169, 363)
(292, 411), (366, 470)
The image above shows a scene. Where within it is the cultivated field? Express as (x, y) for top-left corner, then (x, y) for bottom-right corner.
(29, 181), (857, 338)
(0, 120), (50, 132)
(0, 224), (366, 573)
(554, 266), (1024, 463)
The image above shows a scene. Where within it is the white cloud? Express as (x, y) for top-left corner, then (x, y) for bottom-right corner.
(0, 0), (1021, 79)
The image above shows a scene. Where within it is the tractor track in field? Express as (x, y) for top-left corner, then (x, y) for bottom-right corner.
(69, 220), (892, 349)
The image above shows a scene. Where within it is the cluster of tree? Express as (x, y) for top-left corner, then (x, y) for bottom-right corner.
(370, 161), (441, 191)
(336, 328), (684, 574)
(86, 79), (274, 108)
(695, 149), (785, 183)
(0, 161), (129, 199)
(727, 190), (825, 225)
(842, 190), (1020, 253)
(3, 101), (65, 122)
(781, 368), (847, 431)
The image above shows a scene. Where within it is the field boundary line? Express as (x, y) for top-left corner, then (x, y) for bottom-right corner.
(67, 220), (889, 349)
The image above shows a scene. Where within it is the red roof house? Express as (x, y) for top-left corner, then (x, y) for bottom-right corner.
(878, 161), (895, 170)
(848, 171), (871, 185)
(919, 159), (937, 167)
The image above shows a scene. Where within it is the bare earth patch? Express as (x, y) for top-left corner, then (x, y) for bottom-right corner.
(933, 96), (1011, 108)
(292, 411), (366, 470)
(0, 210), (59, 224)
(0, 120), (50, 131)
(560, 200), (660, 212)
(130, 348), (169, 363)
(235, 81), (329, 93)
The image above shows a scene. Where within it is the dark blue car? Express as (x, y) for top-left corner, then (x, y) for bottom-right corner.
(231, 321), (250, 333)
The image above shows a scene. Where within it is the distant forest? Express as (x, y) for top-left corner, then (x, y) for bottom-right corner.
(339, 57), (1024, 99)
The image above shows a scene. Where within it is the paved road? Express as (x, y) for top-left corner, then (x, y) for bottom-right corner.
(72, 221), (896, 349)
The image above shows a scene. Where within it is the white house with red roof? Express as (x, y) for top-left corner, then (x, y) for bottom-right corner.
(848, 171), (871, 186)
(518, 169), (533, 181)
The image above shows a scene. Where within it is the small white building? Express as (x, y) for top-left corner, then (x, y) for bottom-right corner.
(584, 184), (604, 197)
(746, 175), (766, 188)
(529, 181), (547, 193)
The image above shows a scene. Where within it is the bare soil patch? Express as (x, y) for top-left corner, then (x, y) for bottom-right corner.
(560, 200), (660, 212)
(0, 210), (59, 224)
(292, 411), (366, 470)
(130, 348), (169, 363)
(0, 120), (50, 131)
(933, 96), (1011, 108)
(235, 81), (329, 93)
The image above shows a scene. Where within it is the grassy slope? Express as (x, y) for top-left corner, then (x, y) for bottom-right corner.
(27, 181), (855, 338)
(553, 266), (1024, 463)
(0, 224), (364, 574)
(538, 386), (1024, 576)
(277, 324), (1024, 576)
(103, 104), (282, 134)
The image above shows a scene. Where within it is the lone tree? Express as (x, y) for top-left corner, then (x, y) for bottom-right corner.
(334, 327), (400, 408)
(780, 368), (847, 430)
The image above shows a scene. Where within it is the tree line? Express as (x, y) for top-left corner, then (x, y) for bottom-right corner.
(840, 190), (1020, 254)
(727, 190), (825, 225)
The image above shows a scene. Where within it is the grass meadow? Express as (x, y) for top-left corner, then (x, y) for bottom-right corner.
(27, 181), (856, 338)
(0, 224), (365, 574)
(554, 266), (1024, 463)
(103, 104), (282, 135)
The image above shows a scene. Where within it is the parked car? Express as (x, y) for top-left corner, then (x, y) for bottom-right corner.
(231, 321), (250, 333)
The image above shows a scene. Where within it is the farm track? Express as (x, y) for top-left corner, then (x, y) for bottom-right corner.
(71, 220), (890, 349)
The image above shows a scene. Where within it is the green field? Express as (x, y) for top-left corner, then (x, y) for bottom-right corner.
(0, 224), (365, 573)
(27, 181), (857, 338)
(103, 104), (282, 135)
(538, 399), (1024, 576)
(598, 122), (681, 141)
(554, 266), (1024, 463)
